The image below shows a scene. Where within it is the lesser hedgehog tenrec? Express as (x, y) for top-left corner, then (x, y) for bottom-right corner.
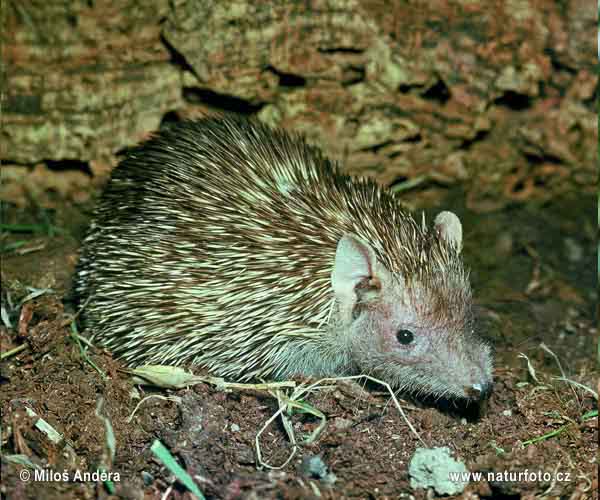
(76, 116), (493, 400)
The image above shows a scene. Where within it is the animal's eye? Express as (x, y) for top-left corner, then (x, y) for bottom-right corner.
(396, 329), (414, 345)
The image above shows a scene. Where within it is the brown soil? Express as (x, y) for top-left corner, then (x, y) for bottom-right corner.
(0, 194), (597, 499)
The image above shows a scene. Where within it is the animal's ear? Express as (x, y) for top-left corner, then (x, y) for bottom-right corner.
(331, 234), (385, 316)
(434, 211), (462, 253)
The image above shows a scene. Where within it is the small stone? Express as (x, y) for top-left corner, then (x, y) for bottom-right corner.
(300, 455), (329, 479)
(564, 237), (583, 263)
(141, 471), (154, 486)
(333, 417), (353, 430)
(409, 447), (469, 495)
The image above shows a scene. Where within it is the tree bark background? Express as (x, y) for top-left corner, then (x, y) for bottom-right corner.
(1, 0), (596, 211)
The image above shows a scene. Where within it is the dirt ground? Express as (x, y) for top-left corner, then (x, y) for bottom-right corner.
(0, 189), (597, 499)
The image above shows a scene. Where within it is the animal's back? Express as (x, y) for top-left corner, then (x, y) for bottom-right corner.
(77, 118), (413, 375)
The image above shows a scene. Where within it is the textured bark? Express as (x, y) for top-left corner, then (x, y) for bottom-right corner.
(162, 0), (596, 210)
(1, 0), (596, 210)
(2, 0), (182, 164)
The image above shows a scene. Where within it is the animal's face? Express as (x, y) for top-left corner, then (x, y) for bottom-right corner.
(331, 214), (493, 400)
(345, 277), (493, 400)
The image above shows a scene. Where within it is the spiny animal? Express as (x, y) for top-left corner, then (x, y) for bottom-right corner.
(75, 116), (493, 400)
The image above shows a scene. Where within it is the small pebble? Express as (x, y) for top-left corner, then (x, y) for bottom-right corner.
(564, 237), (583, 263)
(141, 471), (154, 486)
(300, 455), (328, 479)
(409, 447), (468, 495)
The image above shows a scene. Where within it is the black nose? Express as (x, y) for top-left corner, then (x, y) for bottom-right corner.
(464, 381), (493, 400)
